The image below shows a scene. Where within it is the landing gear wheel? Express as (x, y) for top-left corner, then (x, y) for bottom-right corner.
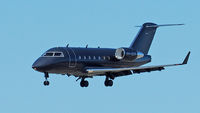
(43, 81), (50, 86)
(104, 75), (114, 87)
(107, 80), (113, 86)
(80, 80), (89, 87)
(104, 80), (108, 86)
(84, 80), (89, 87)
(80, 80), (85, 87)
(104, 80), (113, 87)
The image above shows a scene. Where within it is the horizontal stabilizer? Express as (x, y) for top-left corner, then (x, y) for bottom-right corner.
(135, 23), (184, 28)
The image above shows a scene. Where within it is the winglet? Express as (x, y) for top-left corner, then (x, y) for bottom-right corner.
(182, 51), (191, 64)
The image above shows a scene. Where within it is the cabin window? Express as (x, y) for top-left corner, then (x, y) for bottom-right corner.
(93, 56), (96, 60)
(79, 56), (81, 59)
(84, 56), (86, 60)
(98, 56), (101, 60)
(88, 56), (91, 60)
(107, 56), (110, 60)
(103, 56), (106, 60)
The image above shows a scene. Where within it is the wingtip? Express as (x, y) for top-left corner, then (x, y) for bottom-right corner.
(182, 51), (191, 64)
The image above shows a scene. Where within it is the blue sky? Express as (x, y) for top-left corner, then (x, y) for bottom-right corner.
(0, 0), (199, 113)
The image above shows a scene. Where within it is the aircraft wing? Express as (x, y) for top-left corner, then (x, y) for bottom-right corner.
(86, 51), (190, 75)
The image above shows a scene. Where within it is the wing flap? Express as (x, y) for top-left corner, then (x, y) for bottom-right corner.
(132, 67), (165, 73)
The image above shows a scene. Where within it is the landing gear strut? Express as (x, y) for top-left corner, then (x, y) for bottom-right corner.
(80, 78), (89, 87)
(43, 72), (50, 86)
(104, 76), (113, 87)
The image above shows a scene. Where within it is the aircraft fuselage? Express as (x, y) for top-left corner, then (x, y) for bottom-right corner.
(32, 47), (151, 77)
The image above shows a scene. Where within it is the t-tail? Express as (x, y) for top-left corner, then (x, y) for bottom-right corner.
(129, 22), (184, 54)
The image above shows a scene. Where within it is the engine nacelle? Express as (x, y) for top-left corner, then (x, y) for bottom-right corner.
(115, 48), (144, 61)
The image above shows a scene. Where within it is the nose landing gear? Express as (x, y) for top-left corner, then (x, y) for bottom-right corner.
(43, 72), (50, 86)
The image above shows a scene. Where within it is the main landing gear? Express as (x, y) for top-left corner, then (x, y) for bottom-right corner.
(43, 72), (50, 86)
(104, 76), (113, 87)
(77, 75), (114, 87)
(80, 78), (89, 87)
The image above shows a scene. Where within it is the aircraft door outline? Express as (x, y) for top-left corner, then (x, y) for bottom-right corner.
(68, 48), (77, 67)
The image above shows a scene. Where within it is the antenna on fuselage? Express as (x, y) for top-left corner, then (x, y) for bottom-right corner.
(86, 44), (88, 48)
(66, 44), (69, 47)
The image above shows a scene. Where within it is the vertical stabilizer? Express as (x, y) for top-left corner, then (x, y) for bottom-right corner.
(129, 23), (184, 54)
(129, 22), (158, 54)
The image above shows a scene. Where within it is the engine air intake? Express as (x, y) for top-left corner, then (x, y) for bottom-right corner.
(115, 48), (144, 61)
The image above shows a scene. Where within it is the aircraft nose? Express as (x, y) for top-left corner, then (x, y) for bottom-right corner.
(32, 62), (41, 70)
(32, 61), (43, 71)
(32, 58), (48, 71)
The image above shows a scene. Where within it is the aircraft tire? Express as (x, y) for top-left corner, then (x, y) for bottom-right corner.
(44, 81), (50, 86)
(104, 80), (108, 87)
(104, 80), (113, 87)
(84, 80), (89, 87)
(80, 80), (89, 87)
(80, 81), (85, 87)
(108, 80), (113, 86)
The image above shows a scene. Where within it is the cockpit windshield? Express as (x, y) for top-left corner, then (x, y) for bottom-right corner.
(44, 52), (54, 56)
(42, 52), (64, 57)
(54, 53), (62, 56)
